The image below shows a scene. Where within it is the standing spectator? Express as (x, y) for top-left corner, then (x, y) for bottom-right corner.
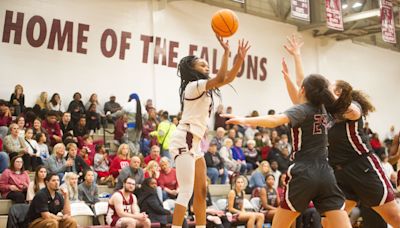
(3, 123), (28, 161)
(94, 144), (112, 184)
(48, 93), (65, 113)
(106, 176), (151, 228)
(46, 143), (73, 181)
(78, 169), (99, 206)
(210, 127), (226, 152)
(0, 155), (30, 203)
(150, 111), (175, 159)
(138, 178), (172, 227)
(26, 173), (77, 228)
(157, 157), (179, 200)
(114, 114), (128, 144)
(26, 165), (47, 202)
(141, 107), (159, 156)
(214, 104), (226, 130)
(244, 139), (259, 170)
(110, 143), (131, 179)
(0, 103), (12, 139)
(60, 172), (79, 202)
(68, 92), (86, 126)
(144, 145), (161, 165)
(9, 84), (25, 116)
(144, 160), (160, 179)
(42, 111), (62, 146)
(249, 161), (271, 190)
(205, 142), (228, 184)
(24, 128), (42, 171)
(115, 156), (144, 191)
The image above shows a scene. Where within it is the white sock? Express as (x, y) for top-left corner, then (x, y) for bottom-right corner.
(196, 226), (206, 228)
(171, 226), (181, 228)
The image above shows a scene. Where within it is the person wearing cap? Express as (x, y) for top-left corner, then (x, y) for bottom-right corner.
(204, 141), (228, 184)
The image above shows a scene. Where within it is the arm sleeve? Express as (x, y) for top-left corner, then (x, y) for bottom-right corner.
(283, 104), (307, 128)
(184, 80), (208, 99)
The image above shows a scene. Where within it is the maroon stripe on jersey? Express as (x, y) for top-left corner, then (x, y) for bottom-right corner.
(186, 132), (193, 150)
(348, 122), (368, 153)
(292, 128), (300, 152)
(369, 154), (395, 204)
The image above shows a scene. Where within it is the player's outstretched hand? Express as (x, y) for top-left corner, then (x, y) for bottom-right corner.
(236, 39), (251, 60)
(283, 34), (303, 56)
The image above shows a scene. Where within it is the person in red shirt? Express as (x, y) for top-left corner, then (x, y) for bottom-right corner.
(41, 111), (62, 146)
(114, 114), (128, 144)
(109, 144), (131, 178)
(144, 145), (161, 165)
(157, 157), (178, 200)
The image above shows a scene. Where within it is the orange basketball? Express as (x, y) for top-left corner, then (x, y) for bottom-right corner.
(211, 9), (239, 37)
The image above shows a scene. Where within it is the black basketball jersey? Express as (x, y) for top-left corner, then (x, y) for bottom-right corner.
(328, 102), (373, 166)
(284, 103), (329, 162)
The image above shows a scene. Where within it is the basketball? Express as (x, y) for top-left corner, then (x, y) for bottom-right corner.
(211, 9), (239, 37)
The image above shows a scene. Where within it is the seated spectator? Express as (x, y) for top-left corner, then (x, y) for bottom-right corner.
(259, 174), (279, 220)
(48, 93), (65, 113)
(68, 92), (86, 126)
(106, 176), (151, 228)
(42, 111), (62, 146)
(73, 115), (89, 139)
(249, 161), (271, 190)
(0, 138), (9, 173)
(36, 132), (50, 164)
(138, 178), (172, 227)
(35, 91), (49, 113)
(85, 93), (104, 115)
(0, 103), (12, 139)
(86, 103), (101, 133)
(144, 145), (161, 165)
(24, 128), (43, 171)
(24, 109), (37, 129)
(370, 133), (385, 156)
(9, 84), (25, 116)
(60, 112), (74, 136)
(16, 116), (26, 137)
(205, 142), (228, 184)
(26, 173), (77, 228)
(278, 134), (291, 153)
(144, 160), (160, 179)
(65, 143), (90, 183)
(80, 147), (91, 166)
(60, 172), (79, 202)
(32, 118), (49, 141)
(81, 134), (97, 162)
(0, 155), (30, 203)
(231, 138), (252, 173)
(268, 140), (290, 173)
(211, 127), (226, 151)
(26, 165), (47, 202)
(227, 176), (264, 228)
(157, 157), (178, 200)
(276, 173), (287, 202)
(104, 95), (122, 120)
(219, 138), (245, 175)
(110, 143), (131, 179)
(3, 123), (28, 161)
(244, 139), (259, 170)
(244, 125), (258, 142)
(269, 160), (281, 189)
(115, 156), (144, 192)
(114, 114), (128, 144)
(78, 169), (99, 206)
(94, 144), (112, 185)
(189, 180), (231, 228)
(214, 104), (227, 130)
(141, 107), (159, 156)
(47, 143), (73, 181)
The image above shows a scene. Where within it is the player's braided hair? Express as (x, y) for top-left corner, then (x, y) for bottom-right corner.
(177, 56), (220, 111)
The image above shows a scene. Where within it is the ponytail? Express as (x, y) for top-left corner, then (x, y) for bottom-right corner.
(302, 74), (335, 110)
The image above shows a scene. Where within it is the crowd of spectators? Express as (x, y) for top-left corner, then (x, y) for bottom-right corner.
(0, 84), (398, 227)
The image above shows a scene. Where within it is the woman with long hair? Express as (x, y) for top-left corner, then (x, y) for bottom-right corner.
(169, 36), (250, 228)
(0, 155), (30, 203)
(48, 93), (64, 113)
(26, 165), (47, 202)
(60, 172), (79, 202)
(109, 143), (131, 178)
(284, 35), (400, 227)
(224, 73), (352, 227)
(9, 84), (25, 116)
